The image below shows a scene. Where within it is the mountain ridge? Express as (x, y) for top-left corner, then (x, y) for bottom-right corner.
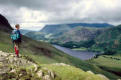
(40, 23), (113, 34)
(0, 14), (12, 32)
(41, 22), (113, 32)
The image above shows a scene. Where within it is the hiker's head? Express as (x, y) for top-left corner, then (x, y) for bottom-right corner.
(15, 24), (20, 30)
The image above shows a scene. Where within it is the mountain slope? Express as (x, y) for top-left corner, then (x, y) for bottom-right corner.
(53, 27), (103, 43)
(91, 25), (121, 53)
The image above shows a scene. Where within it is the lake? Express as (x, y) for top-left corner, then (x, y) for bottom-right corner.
(53, 45), (101, 60)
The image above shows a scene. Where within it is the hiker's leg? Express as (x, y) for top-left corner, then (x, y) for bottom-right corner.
(14, 43), (19, 57)
(16, 43), (19, 57)
(16, 43), (19, 50)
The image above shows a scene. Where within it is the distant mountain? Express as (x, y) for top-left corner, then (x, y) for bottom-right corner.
(54, 27), (104, 43)
(0, 14), (12, 32)
(40, 24), (71, 34)
(68, 23), (113, 28)
(26, 23), (112, 43)
(40, 23), (113, 33)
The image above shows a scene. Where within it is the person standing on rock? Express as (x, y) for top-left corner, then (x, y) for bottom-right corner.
(11, 24), (22, 57)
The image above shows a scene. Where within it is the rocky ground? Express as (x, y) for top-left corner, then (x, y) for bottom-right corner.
(0, 51), (57, 80)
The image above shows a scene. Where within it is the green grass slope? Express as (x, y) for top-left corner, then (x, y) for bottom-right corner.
(41, 63), (109, 80)
(88, 55), (121, 79)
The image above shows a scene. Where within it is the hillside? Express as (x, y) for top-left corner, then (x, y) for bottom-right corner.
(91, 25), (121, 53)
(0, 51), (109, 80)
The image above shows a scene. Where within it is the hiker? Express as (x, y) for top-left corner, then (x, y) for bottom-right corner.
(11, 24), (22, 57)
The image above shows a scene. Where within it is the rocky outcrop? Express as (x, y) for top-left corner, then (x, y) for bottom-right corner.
(37, 68), (56, 80)
(0, 51), (34, 74)
(0, 51), (57, 80)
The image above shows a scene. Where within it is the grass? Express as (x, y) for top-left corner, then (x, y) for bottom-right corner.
(41, 64), (108, 80)
(90, 55), (121, 68)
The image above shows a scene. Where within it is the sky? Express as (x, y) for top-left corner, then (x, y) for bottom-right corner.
(0, 0), (121, 31)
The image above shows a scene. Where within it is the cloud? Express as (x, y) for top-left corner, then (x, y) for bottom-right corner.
(0, 0), (121, 30)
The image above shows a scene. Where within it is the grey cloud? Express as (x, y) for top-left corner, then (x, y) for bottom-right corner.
(0, 0), (121, 30)
(0, 0), (78, 11)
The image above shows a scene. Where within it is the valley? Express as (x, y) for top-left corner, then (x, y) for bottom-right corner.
(0, 14), (121, 79)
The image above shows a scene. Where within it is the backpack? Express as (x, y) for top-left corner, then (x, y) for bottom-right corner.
(10, 30), (20, 41)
